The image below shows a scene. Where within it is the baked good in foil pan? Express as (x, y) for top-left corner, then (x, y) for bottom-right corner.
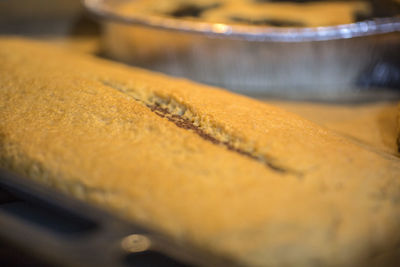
(117, 0), (400, 27)
(88, 0), (400, 100)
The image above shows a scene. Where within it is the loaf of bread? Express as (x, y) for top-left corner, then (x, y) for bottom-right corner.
(1, 38), (400, 266)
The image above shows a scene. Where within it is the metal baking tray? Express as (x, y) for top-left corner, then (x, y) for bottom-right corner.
(85, 0), (400, 101)
(0, 169), (236, 267)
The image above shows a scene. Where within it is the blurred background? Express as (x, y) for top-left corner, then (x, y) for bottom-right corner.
(0, 0), (94, 35)
(0, 0), (101, 55)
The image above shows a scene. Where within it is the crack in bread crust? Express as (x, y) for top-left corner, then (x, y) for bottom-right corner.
(149, 103), (290, 173)
(100, 80), (301, 175)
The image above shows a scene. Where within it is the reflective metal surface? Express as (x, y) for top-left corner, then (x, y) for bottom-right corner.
(85, 0), (400, 42)
(85, 0), (400, 100)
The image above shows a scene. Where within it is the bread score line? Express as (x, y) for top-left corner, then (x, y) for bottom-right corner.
(1, 38), (400, 266)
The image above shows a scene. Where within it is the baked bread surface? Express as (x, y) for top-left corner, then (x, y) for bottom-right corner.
(1, 38), (400, 266)
(115, 0), (400, 27)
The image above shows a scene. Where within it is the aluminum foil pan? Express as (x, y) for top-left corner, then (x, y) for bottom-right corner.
(85, 0), (400, 100)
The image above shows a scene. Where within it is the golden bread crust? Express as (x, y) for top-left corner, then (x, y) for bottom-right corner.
(1, 38), (400, 266)
(117, 0), (371, 27)
(397, 103), (400, 153)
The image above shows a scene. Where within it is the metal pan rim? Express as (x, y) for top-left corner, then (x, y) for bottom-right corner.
(84, 0), (400, 42)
